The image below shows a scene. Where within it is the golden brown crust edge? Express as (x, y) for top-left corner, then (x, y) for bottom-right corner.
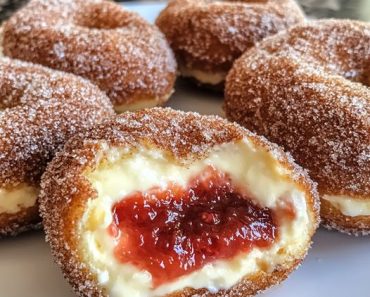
(0, 205), (41, 238)
(40, 108), (319, 297)
(321, 200), (370, 236)
(166, 258), (302, 297)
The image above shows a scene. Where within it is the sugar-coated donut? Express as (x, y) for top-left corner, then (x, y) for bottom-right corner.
(156, 0), (304, 87)
(2, 0), (177, 112)
(40, 108), (319, 297)
(225, 19), (370, 235)
(0, 57), (114, 237)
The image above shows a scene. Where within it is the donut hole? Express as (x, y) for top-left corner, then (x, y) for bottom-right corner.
(75, 3), (136, 30)
(77, 16), (125, 30)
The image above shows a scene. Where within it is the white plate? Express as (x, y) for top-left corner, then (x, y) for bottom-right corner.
(1, 3), (369, 297)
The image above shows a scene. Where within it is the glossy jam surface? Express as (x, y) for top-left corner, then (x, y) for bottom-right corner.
(109, 167), (277, 287)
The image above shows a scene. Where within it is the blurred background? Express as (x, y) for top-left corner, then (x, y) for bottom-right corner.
(0, 0), (369, 22)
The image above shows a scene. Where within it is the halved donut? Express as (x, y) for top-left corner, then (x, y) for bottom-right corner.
(0, 57), (114, 236)
(225, 19), (370, 235)
(40, 108), (319, 297)
(2, 0), (177, 112)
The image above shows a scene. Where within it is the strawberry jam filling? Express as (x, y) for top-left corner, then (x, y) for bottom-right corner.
(109, 166), (278, 287)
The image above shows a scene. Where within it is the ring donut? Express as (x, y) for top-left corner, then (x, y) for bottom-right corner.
(2, 0), (177, 112)
(40, 108), (319, 297)
(0, 57), (114, 236)
(225, 19), (370, 235)
(156, 0), (304, 88)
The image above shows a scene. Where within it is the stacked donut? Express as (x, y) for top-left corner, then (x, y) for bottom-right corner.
(0, 0), (368, 297)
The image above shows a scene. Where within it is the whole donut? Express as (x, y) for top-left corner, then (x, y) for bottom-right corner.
(156, 0), (304, 87)
(0, 57), (114, 236)
(40, 108), (318, 297)
(225, 19), (370, 235)
(2, 0), (177, 112)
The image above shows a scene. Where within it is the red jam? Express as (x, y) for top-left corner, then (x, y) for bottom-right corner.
(109, 166), (278, 287)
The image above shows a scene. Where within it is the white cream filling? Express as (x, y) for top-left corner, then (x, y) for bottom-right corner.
(115, 99), (161, 113)
(114, 92), (173, 113)
(323, 195), (370, 217)
(80, 139), (311, 297)
(0, 185), (39, 215)
(180, 67), (227, 85)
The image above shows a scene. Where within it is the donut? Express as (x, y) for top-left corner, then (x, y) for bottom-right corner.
(40, 108), (319, 297)
(2, 0), (177, 112)
(0, 57), (114, 237)
(224, 19), (370, 235)
(156, 0), (304, 88)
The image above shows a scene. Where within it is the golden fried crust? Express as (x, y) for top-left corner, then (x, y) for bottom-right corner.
(224, 19), (370, 234)
(3, 0), (177, 108)
(156, 0), (304, 76)
(0, 57), (114, 236)
(40, 108), (319, 297)
(321, 200), (370, 236)
(0, 205), (41, 237)
(164, 258), (302, 297)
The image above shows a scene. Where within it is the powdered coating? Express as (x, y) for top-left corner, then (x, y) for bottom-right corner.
(2, 0), (177, 109)
(0, 57), (114, 236)
(40, 107), (319, 297)
(224, 19), (370, 234)
(156, 0), (304, 83)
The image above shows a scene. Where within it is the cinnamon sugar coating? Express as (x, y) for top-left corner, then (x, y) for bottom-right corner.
(2, 0), (177, 110)
(156, 0), (304, 82)
(0, 57), (114, 236)
(225, 19), (370, 233)
(40, 108), (319, 297)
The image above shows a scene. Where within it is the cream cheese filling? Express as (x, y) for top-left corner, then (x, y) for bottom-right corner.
(323, 194), (370, 217)
(180, 67), (227, 85)
(80, 139), (311, 297)
(0, 185), (39, 215)
(114, 92), (173, 113)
